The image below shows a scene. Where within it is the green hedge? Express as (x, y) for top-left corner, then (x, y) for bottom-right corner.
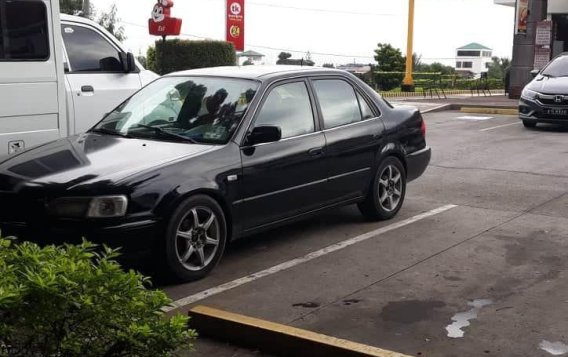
(147, 39), (237, 75)
(0, 237), (195, 357)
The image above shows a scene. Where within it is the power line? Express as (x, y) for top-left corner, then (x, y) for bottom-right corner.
(121, 21), (457, 62)
(247, 1), (397, 17)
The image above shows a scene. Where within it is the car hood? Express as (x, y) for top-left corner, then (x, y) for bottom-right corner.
(0, 133), (215, 193)
(527, 76), (568, 94)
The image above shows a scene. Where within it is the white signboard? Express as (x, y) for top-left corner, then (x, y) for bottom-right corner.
(536, 21), (552, 46)
(534, 47), (551, 70)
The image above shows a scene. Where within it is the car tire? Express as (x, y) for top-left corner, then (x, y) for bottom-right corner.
(162, 195), (227, 282)
(522, 120), (537, 128)
(358, 156), (406, 221)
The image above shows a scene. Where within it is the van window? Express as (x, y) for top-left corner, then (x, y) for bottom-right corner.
(62, 25), (122, 72)
(0, 0), (49, 61)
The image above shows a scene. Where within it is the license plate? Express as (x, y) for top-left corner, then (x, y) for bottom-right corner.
(544, 108), (568, 116)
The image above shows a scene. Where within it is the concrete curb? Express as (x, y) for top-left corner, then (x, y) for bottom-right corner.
(188, 305), (413, 357)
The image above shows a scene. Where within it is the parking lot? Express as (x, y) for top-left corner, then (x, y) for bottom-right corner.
(164, 110), (568, 357)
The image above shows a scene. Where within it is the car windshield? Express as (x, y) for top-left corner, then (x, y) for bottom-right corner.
(92, 76), (259, 145)
(541, 56), (568, 77)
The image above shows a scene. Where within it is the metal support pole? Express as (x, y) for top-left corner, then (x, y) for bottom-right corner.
(402, 0), (415, 92)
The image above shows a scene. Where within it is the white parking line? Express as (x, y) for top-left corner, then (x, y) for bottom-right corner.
(163, 204), (458, 312)
(480, 122), (521, 132)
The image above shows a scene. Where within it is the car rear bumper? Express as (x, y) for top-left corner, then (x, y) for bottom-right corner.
(519, 98), (568, 125)
(406, 146), (431, 182)
(0, 218), (160, 255)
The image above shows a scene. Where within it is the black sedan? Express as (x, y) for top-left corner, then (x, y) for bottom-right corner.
(0, 66), (430, 281)
(520, 53), (568, 128)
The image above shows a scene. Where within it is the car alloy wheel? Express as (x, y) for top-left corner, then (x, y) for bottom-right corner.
(175, 206), (221, 271)
(377, 164), (403, 212)
(164, 195), (227, 282)
(358, 156), (406, 221)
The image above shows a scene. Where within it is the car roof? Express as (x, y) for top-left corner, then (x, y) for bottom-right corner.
(165, 65), (348, 80)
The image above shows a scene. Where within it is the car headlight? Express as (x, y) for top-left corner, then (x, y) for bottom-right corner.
(49, 195), (128, 218)
(521, 88), (538, 101)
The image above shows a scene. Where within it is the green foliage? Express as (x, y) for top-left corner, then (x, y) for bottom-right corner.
(97, 3), (126, 42)
(322, 63), (335, 68)
(374, 71), (404, 91)
(148, 39), (236, 75)
(487, 56), (511, 79)
(60, 0), (92, 17)
(0, 237), (195, 357)
(417, 62), (456, 75)
(275, 51), (314, 66)
(374, 43), (405, 72)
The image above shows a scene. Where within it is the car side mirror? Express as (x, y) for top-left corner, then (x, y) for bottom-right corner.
(119, 52), (136, 73)
(530, 69), (540, 78)
(246, 126), (282, 146)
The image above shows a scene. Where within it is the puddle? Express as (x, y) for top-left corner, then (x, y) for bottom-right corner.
(445, 299), (492, 338)
(539, 340), (568, 355)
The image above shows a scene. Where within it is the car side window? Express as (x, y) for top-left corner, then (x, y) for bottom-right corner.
(357, 92), (376, 120)
(313, 79), (361, 129)
(61, 25), (122, 72)
(0, 0), (49, 61)
(254, 82), (315, 139)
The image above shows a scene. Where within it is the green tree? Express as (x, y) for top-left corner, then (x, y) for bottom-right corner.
(277, 52), (292, 61)
(374, 43), (405, 72)
(322, 63), (335, 68)
(487, 57), (510, 79)
(97, 4), (126, 42)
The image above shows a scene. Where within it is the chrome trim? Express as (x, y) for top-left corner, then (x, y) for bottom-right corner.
(234, 178), (327, 204)
(322, 116), (382, 133)
(328, 167), (371, 180)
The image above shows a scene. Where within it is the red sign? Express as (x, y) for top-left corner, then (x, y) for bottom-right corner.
(149, 0), (182, 37)
(226, 0), (245, 51)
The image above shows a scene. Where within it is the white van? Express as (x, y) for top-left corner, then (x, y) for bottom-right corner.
(0, 0), (158, 158)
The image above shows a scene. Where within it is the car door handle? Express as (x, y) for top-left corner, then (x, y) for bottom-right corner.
(81, 85), (94, 93)
(308, 147), (324, 156)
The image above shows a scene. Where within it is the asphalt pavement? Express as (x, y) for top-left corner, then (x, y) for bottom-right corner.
(170, 111), (568, 357)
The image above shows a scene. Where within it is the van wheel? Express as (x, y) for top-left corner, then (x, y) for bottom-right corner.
(163, 195), (227, 282)
(358, 156), (406, 221)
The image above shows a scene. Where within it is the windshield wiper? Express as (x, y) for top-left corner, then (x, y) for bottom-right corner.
(541, 73), (555, 78)
(89, 127), (132, 138)
(133, 124), (198, 144)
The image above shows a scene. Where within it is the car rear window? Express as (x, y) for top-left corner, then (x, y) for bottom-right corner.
(0, 0), (49, 61)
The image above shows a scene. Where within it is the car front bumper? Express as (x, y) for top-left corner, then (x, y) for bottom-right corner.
(0, 218), (160, 255)
(406, 146), (431, 182)
(519, 98), (568, 125)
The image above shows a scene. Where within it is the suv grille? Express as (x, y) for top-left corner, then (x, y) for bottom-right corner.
(537, 94), (568, 106)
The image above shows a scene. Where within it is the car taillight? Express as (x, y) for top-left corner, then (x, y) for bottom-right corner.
(420, 118), (426, 138)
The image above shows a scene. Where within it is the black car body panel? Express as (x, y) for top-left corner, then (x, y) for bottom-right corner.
(0, 66), (430, 254)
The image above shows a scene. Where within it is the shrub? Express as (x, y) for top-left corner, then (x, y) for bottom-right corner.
(0, 236), (196, 357)
(147, 39), (237, 75)
(374, 71), (404, 91)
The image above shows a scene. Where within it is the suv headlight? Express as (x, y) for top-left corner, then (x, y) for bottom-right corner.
(49, 195), (128, 218)
(521, 88), (538, 101)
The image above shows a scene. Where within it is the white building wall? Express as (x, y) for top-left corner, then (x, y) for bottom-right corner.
(549, 0), (568, 14)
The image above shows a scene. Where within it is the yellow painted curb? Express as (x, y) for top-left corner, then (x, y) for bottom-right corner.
(189, 305), (413, 357)
(460, 107), (518, 115)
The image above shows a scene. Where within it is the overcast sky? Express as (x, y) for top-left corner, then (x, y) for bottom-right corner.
(91, 0), (515, 66)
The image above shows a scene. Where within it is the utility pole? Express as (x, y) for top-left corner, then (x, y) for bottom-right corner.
(509, 0), (548, 98)
(402, 0), (415, 92)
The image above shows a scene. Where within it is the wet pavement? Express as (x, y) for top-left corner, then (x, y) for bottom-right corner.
(165, 111), (568, 357)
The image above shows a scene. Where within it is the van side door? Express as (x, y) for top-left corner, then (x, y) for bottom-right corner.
(0, 0), (64, 158)
(61, 22), (142, 134)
